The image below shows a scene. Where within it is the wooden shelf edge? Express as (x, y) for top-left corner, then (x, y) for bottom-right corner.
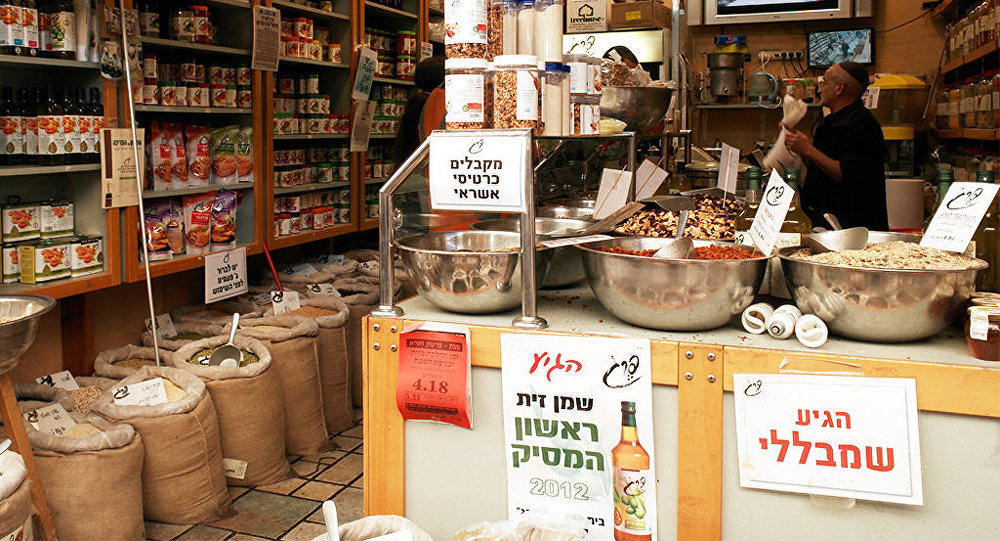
(123, 241), (261, 283)
(933, 0), (960, 18)
(267, 223), (358, 250)
(1, 271), (120, 299)
(360, 218), (379, 231)
(933, 128), (1000, 140)
(941, 40), (999, 73)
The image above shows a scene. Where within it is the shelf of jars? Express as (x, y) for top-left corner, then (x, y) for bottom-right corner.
(933, 128), (1000, 140)
(364, 1), (420, 20)
(274, 133), (350, 140)
(138, 36), (252, 57)
(942, 40), (999, 74)
(269, 222), (357, 250)
(272, 0), (352, 21)
(0, 55), (100, 69)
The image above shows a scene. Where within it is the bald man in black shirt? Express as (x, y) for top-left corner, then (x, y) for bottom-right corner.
(783, 62), (889, 231)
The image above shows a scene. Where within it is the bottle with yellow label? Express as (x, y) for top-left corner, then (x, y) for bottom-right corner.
(734, 166), (762, 246)
(612, 401), (652, 541)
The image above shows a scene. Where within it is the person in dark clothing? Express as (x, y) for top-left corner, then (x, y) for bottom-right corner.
(394, 56), (445, 164)
(783, 62), (889, 230)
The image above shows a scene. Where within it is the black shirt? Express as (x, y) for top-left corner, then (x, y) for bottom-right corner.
(801, 100), (889, 230)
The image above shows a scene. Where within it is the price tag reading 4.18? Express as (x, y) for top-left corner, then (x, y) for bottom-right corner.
(428, 132), (529, 213)
(395, 322), (472, 429)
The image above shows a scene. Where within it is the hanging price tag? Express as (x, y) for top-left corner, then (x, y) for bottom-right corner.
(144, 313), (178, 341)
(634, 159), (669, 201)
(921, 181), (1000, 252)
(748, 169), (795, 255)
(287, 263), (319, 276)
(23, 403), (76, 436)
(718, 142), (740, 194)
(396, 322), (472, 429)
(36, 370), (80, 391)
(113, 378), (169, 407)
(352, 47), (378, 101)
(271, 290), (302, 315)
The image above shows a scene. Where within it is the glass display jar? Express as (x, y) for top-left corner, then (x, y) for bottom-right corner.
(565, 53), (588, 95)
(534, 0), (563, 63)
(560, 64), (570, 135)
(492, 54), (540, 133)
(570, 94), (599, 135)
(949, 85), (962, 129)
(935, 88), (950, 130)
(966, 306), (1000, 361)
(445, 0), (488, 59)
(541, 62), (564, 135)
(992, 71), (1000, 128)
(977, 77), (994, 128)
(170, 7), (194, 43)
(517, 0), (536, 55)
(445, 58), (488, 130)
(962, 80), (978, 128)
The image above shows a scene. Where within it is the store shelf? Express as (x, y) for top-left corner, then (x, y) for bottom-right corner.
(428, 6), (443, 16)
(365, 177), (388, 184)
(369, 133), (399, 139)
(272, 0), (350, 22)
(133, 105), (254, 114)
(364, 2), (419, 20)
(138, 242), (261, 280)
(0, 163), (100, 178)
(269, 223), (357, 250)
(142, 182), (254, 199)
(138, 37), (251, 57)
(0, 271), (119, 299)
(933, 0), (961, 18)
(373, 77), (415, 86)
(274, 181), (350, 195)
(0, 54), (99, 69)
(941, 40), (999, 73)
(360, 218), (379, 231)
(274, 133), (350, 141)
(429, 38), (443, 45)
(204, 0), (254, 9)
(933, 128), (1000, 140)
(280, 57), (351, 69)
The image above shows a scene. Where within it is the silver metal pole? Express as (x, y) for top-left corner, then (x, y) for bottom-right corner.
(628, 133), (637, 201)
(513, 130), (547, 330)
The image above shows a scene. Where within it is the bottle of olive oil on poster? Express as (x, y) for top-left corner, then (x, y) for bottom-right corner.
(612, 401), (652, 541)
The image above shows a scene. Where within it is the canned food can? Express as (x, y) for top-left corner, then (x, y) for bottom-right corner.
(19, 239), (71, 284)
(2, 243), (21, 284)
(70, 236), (103, 277)
(40, 201), (74, 239)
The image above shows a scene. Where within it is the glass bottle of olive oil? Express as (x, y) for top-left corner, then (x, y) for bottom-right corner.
(781, 168), (813, 236)
(612, 401), (652, 541)
(735, 166), (761, 246)
(973, 169), (998, 292)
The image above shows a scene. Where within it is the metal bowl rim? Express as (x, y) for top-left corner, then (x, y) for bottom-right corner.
(776, 245), (988, 274)
(578, 237), (772, 264)
(0, 295), (57, 329)
(394, 230), (527, 257)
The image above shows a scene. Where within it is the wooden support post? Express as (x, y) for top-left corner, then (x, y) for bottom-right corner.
(677, 343), (723, 541)
(363, 316), (405, 517)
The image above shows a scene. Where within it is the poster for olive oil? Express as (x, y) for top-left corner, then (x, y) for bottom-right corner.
(100, 128), (143, 208)
(501, 334), (656, 539)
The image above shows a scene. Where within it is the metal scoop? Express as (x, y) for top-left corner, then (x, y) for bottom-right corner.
(652, 237), (696, 259)
(208, 313), (242, 368)
(804, 227), (869, 254)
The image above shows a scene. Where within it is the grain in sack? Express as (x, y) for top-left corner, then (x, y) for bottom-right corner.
(140, 320), (228, 352)
(93, 344), (167, 380)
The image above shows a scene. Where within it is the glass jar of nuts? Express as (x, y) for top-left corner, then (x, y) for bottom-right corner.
(492, 55), (541, 134)
(445, 0), (489, 59)
(445, 58), (489, 130)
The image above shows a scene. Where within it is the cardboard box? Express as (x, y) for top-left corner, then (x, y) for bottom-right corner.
(609, 0), (670, 30)
(566, 0), (608, 33)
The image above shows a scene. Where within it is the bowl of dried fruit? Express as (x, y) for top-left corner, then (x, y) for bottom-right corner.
(613, 193), (743, 240)
(578, 237), (769, 331)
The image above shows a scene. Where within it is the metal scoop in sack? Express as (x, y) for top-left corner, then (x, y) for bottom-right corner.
(207, 313), (242, 368)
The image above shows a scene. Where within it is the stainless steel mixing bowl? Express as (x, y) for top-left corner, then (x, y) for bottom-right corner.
(579, 238), (769, 331)
(0, 295), (56, 375)
(600, 86), (673, 135)
(472, 217), (591, 288)
(395, 231), (553, 314)
(777, 246), (986, 342)
(537, 205), (595, 221)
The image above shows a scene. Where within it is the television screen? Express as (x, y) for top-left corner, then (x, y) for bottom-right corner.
(718, 0), (842, 16)
(807, 28), (875, 68)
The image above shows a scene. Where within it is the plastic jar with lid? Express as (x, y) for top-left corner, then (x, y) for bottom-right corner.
(445, 58), (489, 130)
(493, 55), (541, 133)
(397, 55), (416, 80)
(966, 306), (1000, 361)
(560, 64), (570, 134)
(541, 62), (564, 135)
(534, 0), (563, 63)
(397, 30), (417, 55)
(517, 0), (536, 55)
(570, 94), (599, 135)
(589, 55), (602, 95)
(484, 62), (494, 127)
(992, 72), (1000, 128)
(565, 53), (588, 95)
(191, 6), (210, 44)
(501, 0), (518, 55)
(445, 0), (488, 59)
(170, 8), (195, 42)
(487, 0), (504, 60)
(977, 77), (994, 128)
(962, 80), (978, 128)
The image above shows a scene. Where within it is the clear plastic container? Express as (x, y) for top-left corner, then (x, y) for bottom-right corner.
(541, 62), (564, 135)
(534, 0), (563, 63)
(589, 55), (602, 95)
(445, 58), (489, 130)
(487, 0), (515, 60)
(566, 53), (588, 95)
(492, 54), (540, 133)
(517, 0), (536, 56)
(949, 86), (962, 129)
(445, 0), (488, 59)
(570, 94), (599, 135)
(560, 64), (571, 135)
(992, 72), (1000, 128)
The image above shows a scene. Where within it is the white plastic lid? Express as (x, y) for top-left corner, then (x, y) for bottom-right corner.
(494, 54), (539, 67)
(445, 58), (488, 70)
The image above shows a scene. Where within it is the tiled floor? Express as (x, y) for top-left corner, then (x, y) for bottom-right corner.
(146, 424), (364, 541)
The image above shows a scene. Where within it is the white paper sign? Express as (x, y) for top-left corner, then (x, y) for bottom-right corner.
(251, 5), (281, 72)
(271, 290), (302, 315)
(419, 42), (433, 62)
(112, 378), (169, 407)
(204, 247), (248, 304)
(748, 170), (794, 255)
(349, 100), (376, 152)
(23, 403), (76, 436)
(352, 47), (378, 101)
(36, 370), (79, 391)
(100, 127), (143, 208)
(733, 374), (922, 506)
(501, 334), (656, 539)
(317, 254), (346, 266)
(594, 168), (634, 220)
(539, 234), (614, 249)
(862, 86), (880, 109)
(144, 313), (178, 341)
(306, 283), (340, 297)
(718, 143), (739, 194)
(921, 182), (1000, 252)
(223, 458), (249, 480)
(634, 159), (669, 201)
(428, 133), (529, 213)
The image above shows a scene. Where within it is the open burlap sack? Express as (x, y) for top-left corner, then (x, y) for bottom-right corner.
(92, 366), (232, 524)
(23, 411), (144, 541)
(264, 296), (354, 433)
(346, 248), (416, 299)
(0, 451), (31, 540)
(171, 335), (294, 487)
(171, 298), (261, 326)
(232, 316), (330, 455)
(64, 376), (120, 414)
(315, 255), (359, 278)
(12, 381), (74, 411)
(93, 345), (168, 380)
(140, 321), (228, 352)
(333, 276), (394, 408)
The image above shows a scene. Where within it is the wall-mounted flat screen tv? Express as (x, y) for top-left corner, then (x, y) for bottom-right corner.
(807, 28), (875, 68)
(704, 0), (853, 25)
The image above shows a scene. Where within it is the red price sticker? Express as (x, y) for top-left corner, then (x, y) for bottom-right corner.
(395, 323), (472, 429)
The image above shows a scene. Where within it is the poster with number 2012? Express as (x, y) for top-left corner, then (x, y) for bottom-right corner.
(501, 334), (656, 540)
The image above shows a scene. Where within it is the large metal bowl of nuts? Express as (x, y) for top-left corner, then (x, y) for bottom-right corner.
(395, 230), (554, 314)
(472, 217), (591, 288)
(579, 237), (769, 331)
(778, 240), (986, 342)
(600, 86), (673, 135)
(614, 193), (743, 240)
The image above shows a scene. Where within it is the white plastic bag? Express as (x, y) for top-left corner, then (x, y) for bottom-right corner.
(763, 94), (809, 173)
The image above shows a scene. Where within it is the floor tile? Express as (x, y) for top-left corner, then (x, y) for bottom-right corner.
(332, 487), (364, 524)
(176, 525), (230, 541)
(145, 521), (192, 541)
(228, 535), (271, 541)
(208, 491), (319, 539)
(305, 508), (325, 524)
(316, 453), (363, 485)
(257, 476), (306, 496)
(229, 486), (250, 501)
(292, 480), (341, 501)
(279, 521), (329, 541)
(331, 436), (362, 453)
(350, 474), (363, 488)
(342, 425), (363, 438)
(291, 460), (329, 479)
(300, 449), (347, 465)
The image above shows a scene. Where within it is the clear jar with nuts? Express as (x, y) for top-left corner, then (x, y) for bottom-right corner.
(446, 0), (488, 59)
(445, 58), (489, 130)
(493, 55), (541, 134)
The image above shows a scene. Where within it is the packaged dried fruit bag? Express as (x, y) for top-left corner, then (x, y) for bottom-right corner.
(236, 127), (253, 183)
(164, 122), (189, 188)
(148, 121), (171, 190)
(144, 200), (173, 261)
(185, 125), (211, 187)
(210, 125), (239, 185)
(183, 192), (214, 255)
(210, 190), (237, 251)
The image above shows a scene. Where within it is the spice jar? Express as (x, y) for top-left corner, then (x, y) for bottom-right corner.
(541, 62), (564, 135)
(170, 8), (195, 42)
(534, 0), (562, 62)
(445, 0), (488, 59)
(445, 58), (488, 130)
(493, 55), (540, 133)
(992, 72), (1000, 128)
(192, 6), (210, 44)
(948, 85), (962, 129)
(566, 53), (588, 95)
(966, 306), (1000, 362)
(517, 0), (536, 55)
(397, 55), (416, 80)
(977, 77), (994, 128)
(962, 80), (978, 128)
(397, 30), (417, 55)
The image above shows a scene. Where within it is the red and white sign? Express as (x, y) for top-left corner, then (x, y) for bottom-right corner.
(396, 322), (472, 429)
(733, 374), (922, 506)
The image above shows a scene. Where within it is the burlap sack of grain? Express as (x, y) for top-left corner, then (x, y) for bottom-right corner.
(93, 345), (168, 380)
(65, 376), (119, 413)
(264, 296), (354, 433)
(232, 316), (329, 455)
(336, 516), (434, 541)
(0, 451), (32, 541)
(12, 381), (74, 411)
(332, 276), (396, 408)
(313, 254), (359, 278)
(91, 366), (232, 524)
(140, 321), (228, 352)
(171, 335), (293, 487)
(171, 298), (262, 326)
(21, 410), (144, 541)
(346, 248), (416, 299)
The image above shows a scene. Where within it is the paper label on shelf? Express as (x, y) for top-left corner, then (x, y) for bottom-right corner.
(921, 182), (1000, 252)
(748, 169), (794, 256)
(144, 313), (178, 341)
(36, 370), (80, 391)
(350, 100), (376, 152)
(718, 142), (739, 194)
(428, 132), (529, 213)
(223, 458), (249, 480)
(251, 5), (281, 72)
(204, 247), (248, 304)
(352, 47), (378, 101)
(539, 234), (614, 249)
(862, 86), (880, 109)
(634, 159), (668, 201)
(419, 41), (433, 62)
(594, 168), (634, 220)
(112, 378), (169, 407)
(396, 322), (472, 429)
(307, 283), (340, 297)
(271, 290), (302, 315)
(23, 403), (76, 436)
(969, 309), (989, 341)
(100, 127), (143, 208)
(732, 374), (922, 506)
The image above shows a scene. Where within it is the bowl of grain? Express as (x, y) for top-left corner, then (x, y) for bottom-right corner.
(779, 241), (987, 342)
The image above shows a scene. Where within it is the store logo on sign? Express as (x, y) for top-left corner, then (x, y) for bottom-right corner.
(468, 139), (484, 154)
(946, 186), (984, 210)
(766, 185), (786, 206)
(603, 354), (641, 388)
(744, 379), (763, 396)
(570, 5), (602, 24)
